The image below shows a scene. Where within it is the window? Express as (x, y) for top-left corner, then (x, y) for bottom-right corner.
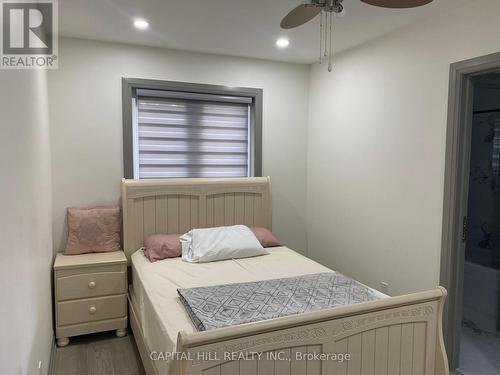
(122, 79), (262, 179)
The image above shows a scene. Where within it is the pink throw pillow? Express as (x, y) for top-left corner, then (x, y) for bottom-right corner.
(250, 227), (282, 248)
(64, 206), (121, 255)
(144, 234), (182, 262)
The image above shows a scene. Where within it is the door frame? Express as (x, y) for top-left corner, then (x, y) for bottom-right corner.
(441, 51), (500, 371)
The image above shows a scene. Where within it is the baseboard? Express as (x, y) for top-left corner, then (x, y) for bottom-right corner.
(47, 334), (56, 375)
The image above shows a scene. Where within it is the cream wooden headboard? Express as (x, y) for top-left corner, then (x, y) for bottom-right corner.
(122, 177), (272, 262)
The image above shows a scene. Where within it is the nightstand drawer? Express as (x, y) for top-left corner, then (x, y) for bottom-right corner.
(57, 294), (126, 326)
(56, 271), (126, 300)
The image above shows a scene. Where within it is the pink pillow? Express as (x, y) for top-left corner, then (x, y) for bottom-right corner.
(144, 234), (182, 262)
(64, 206), (121, 255)
(250, 227), (281, 248)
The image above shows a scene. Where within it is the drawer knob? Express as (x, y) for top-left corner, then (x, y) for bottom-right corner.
(88, 281), (96, 289)
(88, 306), (97, 314)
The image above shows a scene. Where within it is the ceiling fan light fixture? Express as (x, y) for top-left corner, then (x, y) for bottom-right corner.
(279, 0), (434, 72)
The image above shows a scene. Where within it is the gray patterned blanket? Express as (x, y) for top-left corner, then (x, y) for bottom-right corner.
(178, 272), (381, 331)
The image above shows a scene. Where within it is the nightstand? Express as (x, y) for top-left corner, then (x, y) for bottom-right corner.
(54, 251), (128, 347)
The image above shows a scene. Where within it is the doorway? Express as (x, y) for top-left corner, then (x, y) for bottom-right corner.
(459, 74), (500, 374)
(441, 54), (500, 374)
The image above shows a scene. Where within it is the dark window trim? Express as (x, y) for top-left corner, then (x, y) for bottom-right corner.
(122, 78), (263, 179)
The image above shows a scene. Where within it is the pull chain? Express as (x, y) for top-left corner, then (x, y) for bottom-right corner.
(318, 1), (337, 72)
(319, 11), (323, 64)
(328, 11), (333, 72)
(324, 10), (328, 58)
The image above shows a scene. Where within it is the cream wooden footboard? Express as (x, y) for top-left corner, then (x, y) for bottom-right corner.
(166, 287), (448, 375)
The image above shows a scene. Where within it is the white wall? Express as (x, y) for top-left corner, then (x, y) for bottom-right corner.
(49, 0), (500, 298)
(48, 38), (310, 254)
(0, 71), (53, 374)
(307, 0), (500, 296)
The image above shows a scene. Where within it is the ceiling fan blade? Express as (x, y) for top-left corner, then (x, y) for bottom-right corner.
(361, 0), (433, 8)
(280, 4), (322, 29)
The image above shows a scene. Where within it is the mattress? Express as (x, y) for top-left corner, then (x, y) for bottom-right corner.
(130, 247), (387, 374)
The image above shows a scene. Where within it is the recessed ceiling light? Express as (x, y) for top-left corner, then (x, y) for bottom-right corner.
(276, 38), (290, 49)
(133, 19), (149, 30)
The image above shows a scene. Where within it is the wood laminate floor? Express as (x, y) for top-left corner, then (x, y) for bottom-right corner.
(53, 330), (145, 375)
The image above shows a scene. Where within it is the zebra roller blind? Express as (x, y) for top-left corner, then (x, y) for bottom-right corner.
(134, 89), (253, 179)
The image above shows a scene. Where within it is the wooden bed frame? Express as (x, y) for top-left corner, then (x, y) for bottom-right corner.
(122, 177), (449, 375)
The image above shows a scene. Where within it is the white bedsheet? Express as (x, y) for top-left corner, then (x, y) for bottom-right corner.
(130, 247), (387, 374)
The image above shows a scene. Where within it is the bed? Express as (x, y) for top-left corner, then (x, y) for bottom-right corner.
(122, 177), (449, 375)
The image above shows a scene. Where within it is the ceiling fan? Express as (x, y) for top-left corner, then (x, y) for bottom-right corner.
(281, 0), (433, 72)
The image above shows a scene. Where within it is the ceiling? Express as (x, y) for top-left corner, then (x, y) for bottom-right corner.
(59, 0), (467, 64)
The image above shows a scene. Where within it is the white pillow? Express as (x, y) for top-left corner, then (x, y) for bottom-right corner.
(181, 225), (268, 263)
